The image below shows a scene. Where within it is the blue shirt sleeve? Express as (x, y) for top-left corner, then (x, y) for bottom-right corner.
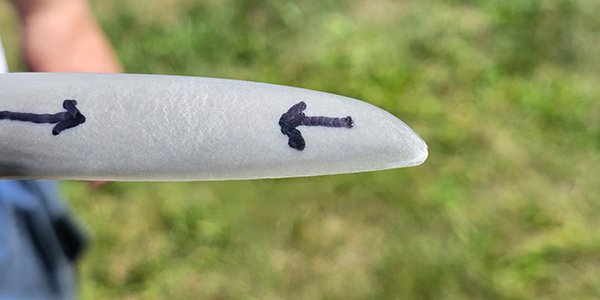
(0, 180), (87, 300)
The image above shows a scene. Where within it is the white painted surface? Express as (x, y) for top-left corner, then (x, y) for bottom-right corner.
(0, 73), (427, 181)
(0, 38), (7, 73)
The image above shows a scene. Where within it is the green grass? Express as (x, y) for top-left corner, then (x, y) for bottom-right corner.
(2, 0), (600, 299)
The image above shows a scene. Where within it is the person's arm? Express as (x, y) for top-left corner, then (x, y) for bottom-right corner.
(9, 0), (122, 73)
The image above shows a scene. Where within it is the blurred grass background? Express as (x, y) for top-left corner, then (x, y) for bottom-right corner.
(2, 0), (600, 299)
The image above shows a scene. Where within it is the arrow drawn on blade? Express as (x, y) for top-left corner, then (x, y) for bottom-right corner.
(279, 101), (354, 151)
(0, 100), (86, 135)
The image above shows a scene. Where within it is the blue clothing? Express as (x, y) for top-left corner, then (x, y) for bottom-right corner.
(0, 180), (87, 300)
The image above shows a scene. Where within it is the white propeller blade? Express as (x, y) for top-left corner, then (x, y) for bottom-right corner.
(0, 73), (427, 181)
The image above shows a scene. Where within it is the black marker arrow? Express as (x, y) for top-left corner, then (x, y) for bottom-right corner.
(279, 101), (354, 151)
(0, 100), (86, 135)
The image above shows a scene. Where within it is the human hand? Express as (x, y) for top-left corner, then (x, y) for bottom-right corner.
(8, 0), (122, 73)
